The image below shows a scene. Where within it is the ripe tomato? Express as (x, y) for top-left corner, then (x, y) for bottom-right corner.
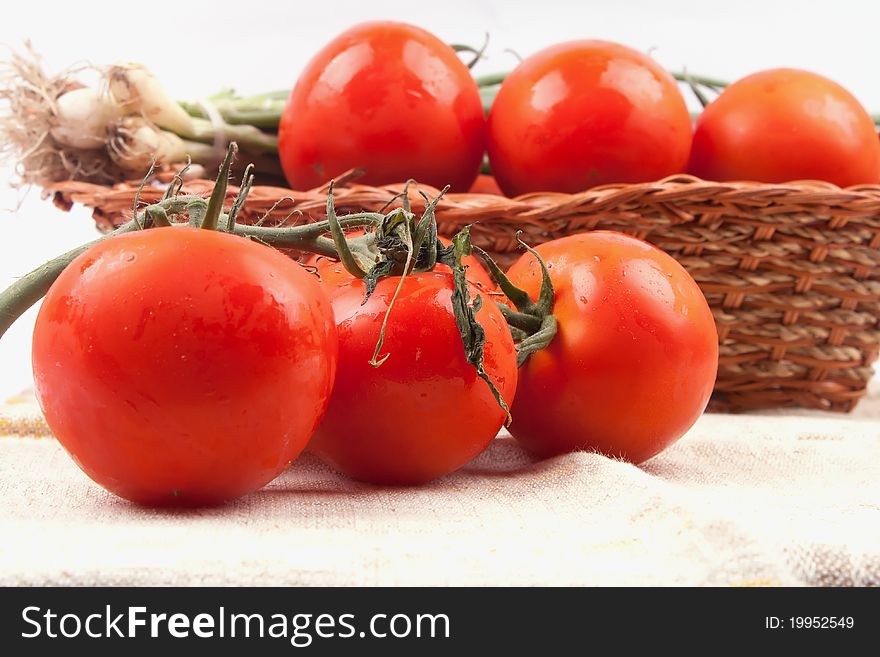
(487, 40), (692, 196)
(506, 232), (718, 464)
(688, 68), (880, 186)
(309, 272), (517, 484)
(32, 226), (338, 505)
(303, 233), (495, 291)
(278, 21), (486, 192)
(468, 174), (505, 196)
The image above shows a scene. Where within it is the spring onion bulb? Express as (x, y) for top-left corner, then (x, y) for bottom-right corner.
(106, 63), (280, 155)
(108, 63), (197, 137)
(109, 117), (214, 173)
(50, 88), (121, 150)
(0, 46), (285, 187)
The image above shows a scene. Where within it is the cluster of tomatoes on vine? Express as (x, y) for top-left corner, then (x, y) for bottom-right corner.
(1, 139), (716, 505)
(22, 19), (871, 506)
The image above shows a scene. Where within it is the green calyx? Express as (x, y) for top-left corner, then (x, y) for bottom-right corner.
(323, 178), (452, 290)
(437, 228), (511, 424)
(327, 181), (512, 422)
(472, 232), (558, 368)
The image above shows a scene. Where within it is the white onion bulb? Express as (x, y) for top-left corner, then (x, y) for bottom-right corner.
(50, 88), (121, 150)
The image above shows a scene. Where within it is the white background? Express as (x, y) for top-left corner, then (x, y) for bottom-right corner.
(1, 0), (878, 397)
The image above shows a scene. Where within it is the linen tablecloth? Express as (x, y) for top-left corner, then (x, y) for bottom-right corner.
(1, 387), (878, 586)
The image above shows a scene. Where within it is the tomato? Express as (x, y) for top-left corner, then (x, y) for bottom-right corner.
(487, 40), (692, 196)
(303, 233), (495, 291)
(32, 226), (338, 505)
(309, 272), (517, 484)
(468, 174), (505, 196)
(506, 232), (718, 464)
(688, 68), (880, 186)
(278, 21), (486, 192)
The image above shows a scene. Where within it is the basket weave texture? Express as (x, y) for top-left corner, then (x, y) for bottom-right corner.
(45, 174), (880, 413)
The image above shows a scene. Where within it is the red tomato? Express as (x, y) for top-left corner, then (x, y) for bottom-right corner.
(303, 233), (496, 291)
(278, 21), (486, 192)
(32, 226), (338, 505)
(487, 40), (692, 196)
(309, 272), (517, 484)
(688, 68), (880, 186)
(468, 174), (505, 196)
(506, 232), (718, 464)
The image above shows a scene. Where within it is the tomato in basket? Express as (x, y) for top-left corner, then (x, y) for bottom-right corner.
(467, 174), (505, 196)
(486, 40), (692, 196)
(32, 226), (338, 505)
(278, 21), (487, 192)
(503, 232), (718, 464)
(688, 68), (880, 187)
(308, 271), (517, 485)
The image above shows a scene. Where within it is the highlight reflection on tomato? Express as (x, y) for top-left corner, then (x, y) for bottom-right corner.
(487, 40), (692, 195)
(278, 21), (487, 192)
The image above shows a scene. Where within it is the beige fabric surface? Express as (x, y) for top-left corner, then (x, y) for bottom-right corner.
(1, 388), (878, 587)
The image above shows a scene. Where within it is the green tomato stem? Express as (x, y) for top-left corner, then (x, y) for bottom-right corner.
(670, 72), (729, 90)
(474, 72), (507, 87)
(0, 204), (380, 343)
(368, 215), (414, 367)
(0, 219), (143, 340)
(200, 143), (236, 230)
(497, 303), (542, 333)
(472, 238), (558, 367)
(325, 181), (369, 278)
(437, 228), (511, 423)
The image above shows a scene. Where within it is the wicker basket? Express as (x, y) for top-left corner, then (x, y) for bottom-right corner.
(44, 174), (880, 413)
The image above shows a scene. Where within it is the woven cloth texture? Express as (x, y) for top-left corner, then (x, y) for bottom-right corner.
(1, 388), (878, 586)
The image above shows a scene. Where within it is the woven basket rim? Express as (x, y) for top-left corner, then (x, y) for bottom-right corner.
(44, 172), (880, 210)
